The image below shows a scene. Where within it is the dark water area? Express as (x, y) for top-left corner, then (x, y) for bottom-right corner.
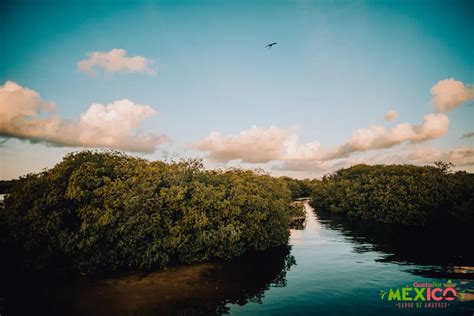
(316, 211), (474, 280)
(0, 246), (295, 316)
(1, 203), (473, 315)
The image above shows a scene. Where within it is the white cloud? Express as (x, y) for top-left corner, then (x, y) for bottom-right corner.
(283, 133), (322, 160)
(195, 126), (289, 163)
(447, 146), (474, 166)
(196, 78), (473, 175)
(324, 113), (449, 160)
(0, 81), (166, 152)
(431, 78), (474, 112)
(195, 126), (325, 164)
(384, 109), (398, 121)
(196, 113), (448, 164)
(382, 145), (474, 167)
(77, 48), (156, 75)
(0, 81), (59, 141)
(275, 145), (474, 174)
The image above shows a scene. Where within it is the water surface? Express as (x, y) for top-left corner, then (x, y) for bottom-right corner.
(2, 202), (473, 315)
(227, 202), (474, 315)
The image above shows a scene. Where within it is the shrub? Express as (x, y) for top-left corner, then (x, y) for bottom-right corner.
(2, 151), (293, 276)
(310, 163), (474, 226)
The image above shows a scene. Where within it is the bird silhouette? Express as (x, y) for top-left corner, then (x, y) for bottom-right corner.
(265, 42), (277, 49)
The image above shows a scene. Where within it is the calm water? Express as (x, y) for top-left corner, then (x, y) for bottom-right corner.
(227, 202), (474, 316)
(2, 202), (473, 315)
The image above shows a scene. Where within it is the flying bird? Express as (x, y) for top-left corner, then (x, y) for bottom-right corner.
(265, 42), (277, 49)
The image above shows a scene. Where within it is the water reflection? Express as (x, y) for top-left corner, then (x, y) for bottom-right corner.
(3, 203), (474, 315)
(316, 211), (474, 279)
(1, 246), (295, 316)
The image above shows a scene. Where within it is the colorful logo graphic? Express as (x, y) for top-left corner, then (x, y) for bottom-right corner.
(379, 280), (468, 309)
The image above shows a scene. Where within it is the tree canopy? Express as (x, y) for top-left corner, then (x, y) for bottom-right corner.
(310, 163), (474, 227)
(2, 151), (294, 276)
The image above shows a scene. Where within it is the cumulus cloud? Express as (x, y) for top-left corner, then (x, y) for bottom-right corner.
(77, 48), (156, 75)
(283, 133), (322, 160)
(276, 145), (474, 174)
(325, 113), (449, 160)
(431, 78), (474, 112)
(197, 78), (474, 173)
(0, 81), (166, 152)
(386, 145), (474, 167)
(197, 113), (449, 165)
(446, 145), (474, 166)
(384, 109), (398, 121)
(195, 126), (325, 164)
(195, 126), (289, 163)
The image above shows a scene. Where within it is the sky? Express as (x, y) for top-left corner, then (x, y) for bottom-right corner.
(1, 0), (473, 179)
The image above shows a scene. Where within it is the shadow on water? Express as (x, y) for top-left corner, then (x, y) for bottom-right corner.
(316, 210), (474, 280)
(1, 246), (295, 316)
(3, 203), (473, 315)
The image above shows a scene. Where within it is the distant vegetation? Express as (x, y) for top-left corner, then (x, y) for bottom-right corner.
(1, 151), (295, 276)
(288, 200), (306, 228)
(279, 177), (315, 199)
(0, 180), (16, 194)
(310, 163), (474, 227)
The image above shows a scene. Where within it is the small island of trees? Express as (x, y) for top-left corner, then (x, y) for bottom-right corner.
(1, 151), (295, 276)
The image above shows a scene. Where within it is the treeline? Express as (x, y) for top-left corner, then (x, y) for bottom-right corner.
(310, 163), (474, 227)
(0, 180), (16, 194)
(279, 177), (316, 199)
(1, 151), (295, 276)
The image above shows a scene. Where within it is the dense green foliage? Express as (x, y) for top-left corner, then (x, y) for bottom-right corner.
(279, 177), (315, 199)
(288, 201), (306, 228)
(310, 163), (474, 226)
(288, 201), (306, 219)
(2, 151), (294, 276)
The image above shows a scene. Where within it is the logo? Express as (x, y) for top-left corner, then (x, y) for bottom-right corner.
(379, 280), (468, 309)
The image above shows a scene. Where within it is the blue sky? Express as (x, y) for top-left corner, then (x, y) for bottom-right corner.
(1, 0), (473, 179)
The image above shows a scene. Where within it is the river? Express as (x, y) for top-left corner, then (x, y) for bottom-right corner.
(2, 202), (473, 315)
